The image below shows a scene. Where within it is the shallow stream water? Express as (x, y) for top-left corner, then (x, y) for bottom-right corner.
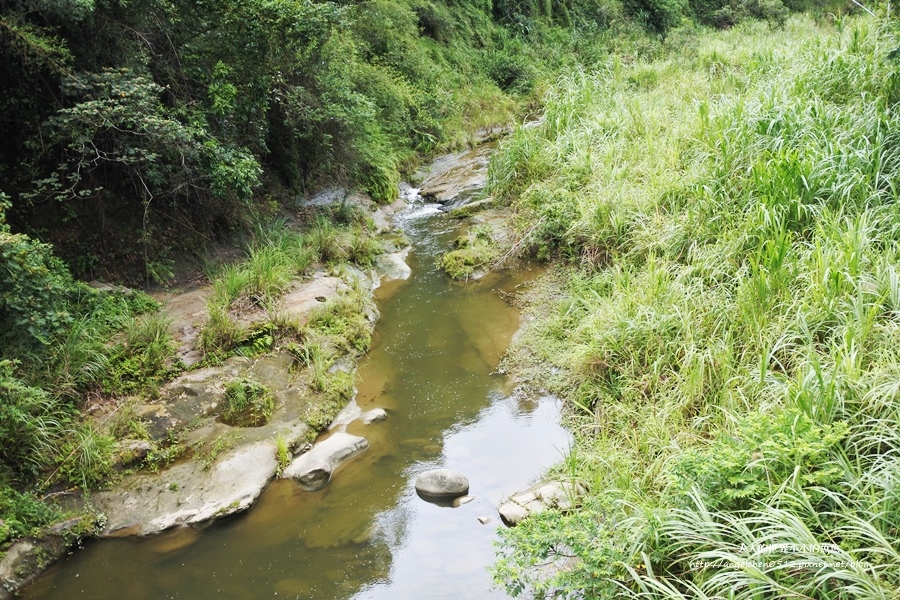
(25, 191), (570, 600)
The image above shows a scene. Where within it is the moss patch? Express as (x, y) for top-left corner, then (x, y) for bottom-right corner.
(440, 225), (500, 280)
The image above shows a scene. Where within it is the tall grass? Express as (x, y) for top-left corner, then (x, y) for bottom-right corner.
(200, 216), (380, 356)
(492, 13), (900, 599)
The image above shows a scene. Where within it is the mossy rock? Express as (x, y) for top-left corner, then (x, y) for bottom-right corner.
(448, 198), (496, 219)
(440, 226), (499, 280)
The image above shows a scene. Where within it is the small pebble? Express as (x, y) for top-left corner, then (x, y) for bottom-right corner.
(452, 495), (475, 507)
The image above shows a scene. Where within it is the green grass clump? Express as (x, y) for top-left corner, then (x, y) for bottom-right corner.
(55, 423), (116, 490)
(305, 285), (375, 355)
(491, 14), (900, 599)
(274, 433), (291, 476)
(304, 370), (355, 434)
(102, 312), (177, 397)
(198, 305), (246, 357)
(221, 378), (275, 427)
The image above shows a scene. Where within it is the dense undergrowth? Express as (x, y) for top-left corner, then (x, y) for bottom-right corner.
(491, 10), (900, 599)
(0, 0), (612, 282)
(0, 0), (872, 582)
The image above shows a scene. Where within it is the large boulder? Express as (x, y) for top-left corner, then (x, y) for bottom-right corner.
(283, 433), (368, 491)
(414, 469), (469, 499)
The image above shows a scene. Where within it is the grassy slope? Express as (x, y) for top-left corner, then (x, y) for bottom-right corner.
(491, 13), (900, 599)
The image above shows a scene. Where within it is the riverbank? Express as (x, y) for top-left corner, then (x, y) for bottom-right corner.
(6, 129), (556, 597)
(20, 144), (574, 600)
(490, 13), (900, 599)
(0, 193), (413, 594)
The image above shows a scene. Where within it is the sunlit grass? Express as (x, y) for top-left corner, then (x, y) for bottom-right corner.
(492, 13), (900, 599)
(200, 215), (381, 356)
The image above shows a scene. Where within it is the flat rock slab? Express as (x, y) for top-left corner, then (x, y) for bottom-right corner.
(279, 276), (343, 324)
(93, 441), (279, 537)
(415, 468), (470, 499)
(498, 481), (584, 527)
(153, 286), (213, 368)
(283, 432), (368, 491)
(419, 145), (494, 205)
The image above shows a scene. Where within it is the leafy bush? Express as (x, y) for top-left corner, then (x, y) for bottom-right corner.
(221, 378), (275, 427)
(622, 0), (686, 32)
(483, 46), (538, 94)
(0, 487), (61, 546)
(0, 232), (74, 350)
(493, 499), (628, 599)
(672, 409), (849, 511)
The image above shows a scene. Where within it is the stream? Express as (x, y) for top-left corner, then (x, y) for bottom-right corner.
(24, 186), (570, 600)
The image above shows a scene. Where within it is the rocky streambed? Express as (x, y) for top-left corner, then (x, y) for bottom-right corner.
(16, 138), (578, 600)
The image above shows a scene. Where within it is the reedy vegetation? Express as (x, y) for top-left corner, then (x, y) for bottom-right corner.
(491, 12), (900, 599)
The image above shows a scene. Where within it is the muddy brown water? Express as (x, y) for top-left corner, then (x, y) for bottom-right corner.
(24, 191), (570, 600)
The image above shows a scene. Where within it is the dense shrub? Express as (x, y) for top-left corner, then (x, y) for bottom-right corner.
(0, 232), (74, 351)
(673, 409), (848, 512)
(689, 0), (789, 28)
(622, 0), (686, 32)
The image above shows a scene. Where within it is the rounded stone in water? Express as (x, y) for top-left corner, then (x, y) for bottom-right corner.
(414, 468), (469, 499)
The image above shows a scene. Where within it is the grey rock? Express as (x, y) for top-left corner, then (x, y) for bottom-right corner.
(498, 501), (529, 526)
(115, 440), (153, 465)
(305, 187), (347, 207)
(374, 250), (411, 282)
(361, 408), (388, 425)
(477, 516), (492, 525)
(414, 468), (469, 498)
(419, 145), (492, 204)
(329, 399), (362, 430)
(93, 440), (280, 536)
(283, 433), (368, 491)
(371, 197), (408, 233)
(498, 481), (584, 527)
(279, 276), (343, 323)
